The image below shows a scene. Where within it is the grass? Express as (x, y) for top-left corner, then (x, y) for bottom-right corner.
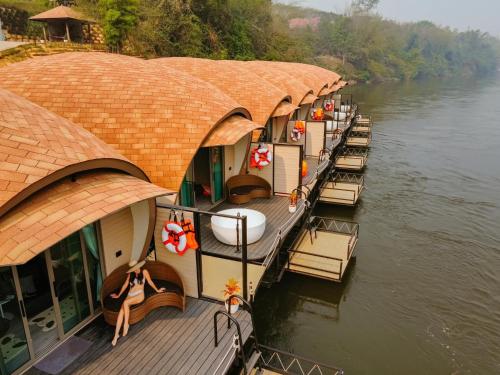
(0, 0), (49, 15)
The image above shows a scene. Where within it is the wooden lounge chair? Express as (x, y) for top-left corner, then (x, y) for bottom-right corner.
(226, 174), (271, 204)
(101, 261), (185, 326)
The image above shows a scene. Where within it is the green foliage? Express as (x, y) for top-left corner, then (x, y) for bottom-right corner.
(98, 0), (138, 50)
(65, 0), (500, 81)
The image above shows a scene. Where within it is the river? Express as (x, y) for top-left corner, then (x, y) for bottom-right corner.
(253, 75), (500, 374)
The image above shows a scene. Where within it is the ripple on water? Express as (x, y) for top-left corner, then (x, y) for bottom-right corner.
(254, 75), (500, 374)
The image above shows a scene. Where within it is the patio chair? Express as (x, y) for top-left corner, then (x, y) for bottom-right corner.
(226, 174), (271, 204)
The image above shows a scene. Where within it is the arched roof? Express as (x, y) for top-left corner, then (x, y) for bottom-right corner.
(237, 61), (314, 106)
(257, 61), (335, 96)
(0, 52), (252, 191)
(0, 87), (147, 218)
(151, 58), (291, 125)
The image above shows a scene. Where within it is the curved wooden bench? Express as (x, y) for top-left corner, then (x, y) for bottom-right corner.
(226, 174), (271, 204)
(101, 261), (185, 326)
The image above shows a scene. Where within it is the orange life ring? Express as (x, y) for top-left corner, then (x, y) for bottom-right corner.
(162, 221), (188, 255)
(311, 107), (324, 121)
(250, 145), (272, 170)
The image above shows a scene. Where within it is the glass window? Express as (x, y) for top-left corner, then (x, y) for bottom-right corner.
(49, 233), (90, 334)
(0, 267), (30, 375)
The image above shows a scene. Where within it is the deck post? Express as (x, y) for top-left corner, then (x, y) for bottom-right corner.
(194, 211), (203, 297)
(242, 216), (248, 301)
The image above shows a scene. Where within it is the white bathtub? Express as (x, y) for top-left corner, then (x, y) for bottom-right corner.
(211, 208), (266, 245)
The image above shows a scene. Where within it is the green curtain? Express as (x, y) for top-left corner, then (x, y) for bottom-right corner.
(82, 224), (102, 304)
(212, 147), (223, 202)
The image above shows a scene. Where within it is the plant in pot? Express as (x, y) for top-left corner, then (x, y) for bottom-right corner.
(223, 278), (241, 314)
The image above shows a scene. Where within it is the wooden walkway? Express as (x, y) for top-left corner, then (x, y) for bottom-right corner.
(27, 298), (252, 375)
(200, 197), (305, 262)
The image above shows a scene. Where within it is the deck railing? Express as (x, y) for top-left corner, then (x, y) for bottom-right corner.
(157, 203), (250, 300)
(259, 344), (344, 375)
(320, 172), (365, 205)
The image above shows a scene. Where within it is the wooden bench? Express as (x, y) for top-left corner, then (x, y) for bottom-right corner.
(226, 174), (271, 204)
(101, 261), (185, 326)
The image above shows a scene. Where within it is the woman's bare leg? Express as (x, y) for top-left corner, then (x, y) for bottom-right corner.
(122, 295), (144, 337)
(112, 307), (125, 346)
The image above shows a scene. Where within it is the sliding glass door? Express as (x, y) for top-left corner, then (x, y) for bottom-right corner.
(48, 232), (91, 334)
(0, 267), (30, 375)
(2, 223), (104, 373)
(16, 253), (59, 356)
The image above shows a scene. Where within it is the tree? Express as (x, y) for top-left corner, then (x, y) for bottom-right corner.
(350, 0), (379, 14)
(99, 0), (138, 50)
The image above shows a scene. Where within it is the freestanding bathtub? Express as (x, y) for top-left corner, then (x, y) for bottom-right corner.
(211, 208), (266, 245)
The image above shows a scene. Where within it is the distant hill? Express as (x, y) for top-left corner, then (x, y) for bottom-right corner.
(1, 0), (498, 82)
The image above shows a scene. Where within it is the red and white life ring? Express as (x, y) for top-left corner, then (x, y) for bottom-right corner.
(324, 100), (334, 111)
(162, 221), (188, 255)
(250, 145), (272, 170)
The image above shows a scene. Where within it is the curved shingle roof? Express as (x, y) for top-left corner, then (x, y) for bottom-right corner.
(151, 58), (291, 125)
(0, 88), (146, 217)
(0, 52), (252, 191)
(238, 61), (315, 106)
(256, 61), (338, 96)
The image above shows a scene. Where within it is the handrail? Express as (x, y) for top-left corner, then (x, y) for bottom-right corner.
(225, 294), (260, 349)
(259, 344), (344, 375)
(214, 310), (248, 374)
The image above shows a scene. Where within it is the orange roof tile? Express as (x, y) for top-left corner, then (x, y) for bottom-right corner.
(0, 87), (145, 218)
(151, 58), (290, 125)
(30, 5), (92, 22)
(301, 92), (317, 105)
(239, 61), (314, 106)
(0, 171), (172, 266)
(0, 52), (251, 192)
(202, 115), (263, 147)
(271, 101), (298, 117)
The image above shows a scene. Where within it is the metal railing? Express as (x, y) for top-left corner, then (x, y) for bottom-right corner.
(319, 172), (365, 205)
(259, 344), (344, 375)
(157, 202), (250, 300)
(213, 311), (248, 374)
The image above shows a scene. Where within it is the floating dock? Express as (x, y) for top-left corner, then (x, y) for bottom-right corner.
(334, 147), (368, 171)
(287, 217), (359, 282)
(319, 172), (365, 206)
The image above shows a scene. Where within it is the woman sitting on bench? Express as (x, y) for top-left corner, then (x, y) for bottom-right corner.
(110, 260), (166, 346)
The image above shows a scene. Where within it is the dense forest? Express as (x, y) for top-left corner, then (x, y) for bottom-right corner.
(2, 0), (499, 82)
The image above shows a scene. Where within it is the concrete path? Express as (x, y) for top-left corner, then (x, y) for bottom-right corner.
(0, 41), (26, 52)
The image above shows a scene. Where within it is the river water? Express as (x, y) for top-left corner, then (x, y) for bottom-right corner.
(253, 75), (500, 374)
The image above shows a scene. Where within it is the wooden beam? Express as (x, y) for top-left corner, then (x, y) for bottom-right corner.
(42, 25), (47, 42)
(65, 21), (71, 42)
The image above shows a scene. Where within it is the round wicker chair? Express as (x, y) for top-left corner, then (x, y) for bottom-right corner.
(101, 261), (185, 326)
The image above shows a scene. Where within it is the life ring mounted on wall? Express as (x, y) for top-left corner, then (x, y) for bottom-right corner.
(162, 221), (188, 255)
(250, 144), (272, 170)
(324, 100), (334, 111)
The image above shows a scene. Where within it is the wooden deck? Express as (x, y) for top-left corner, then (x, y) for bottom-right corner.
(319, 181), (361, 206)
(288, 230), (356, 282)
(200, 197), (305, 262)
(334, 155), (366, 171)
(346, 136), (371, 147)
(351, 125), (371, 133)
(27, 298), (252, 375)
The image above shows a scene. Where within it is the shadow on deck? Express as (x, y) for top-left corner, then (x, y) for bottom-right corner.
(27, 298), (251, 375)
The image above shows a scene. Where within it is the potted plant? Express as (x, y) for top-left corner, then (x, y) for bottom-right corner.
(223, 278), (241, 314)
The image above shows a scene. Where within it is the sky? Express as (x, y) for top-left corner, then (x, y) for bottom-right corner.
(277, 0), (500, 37)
